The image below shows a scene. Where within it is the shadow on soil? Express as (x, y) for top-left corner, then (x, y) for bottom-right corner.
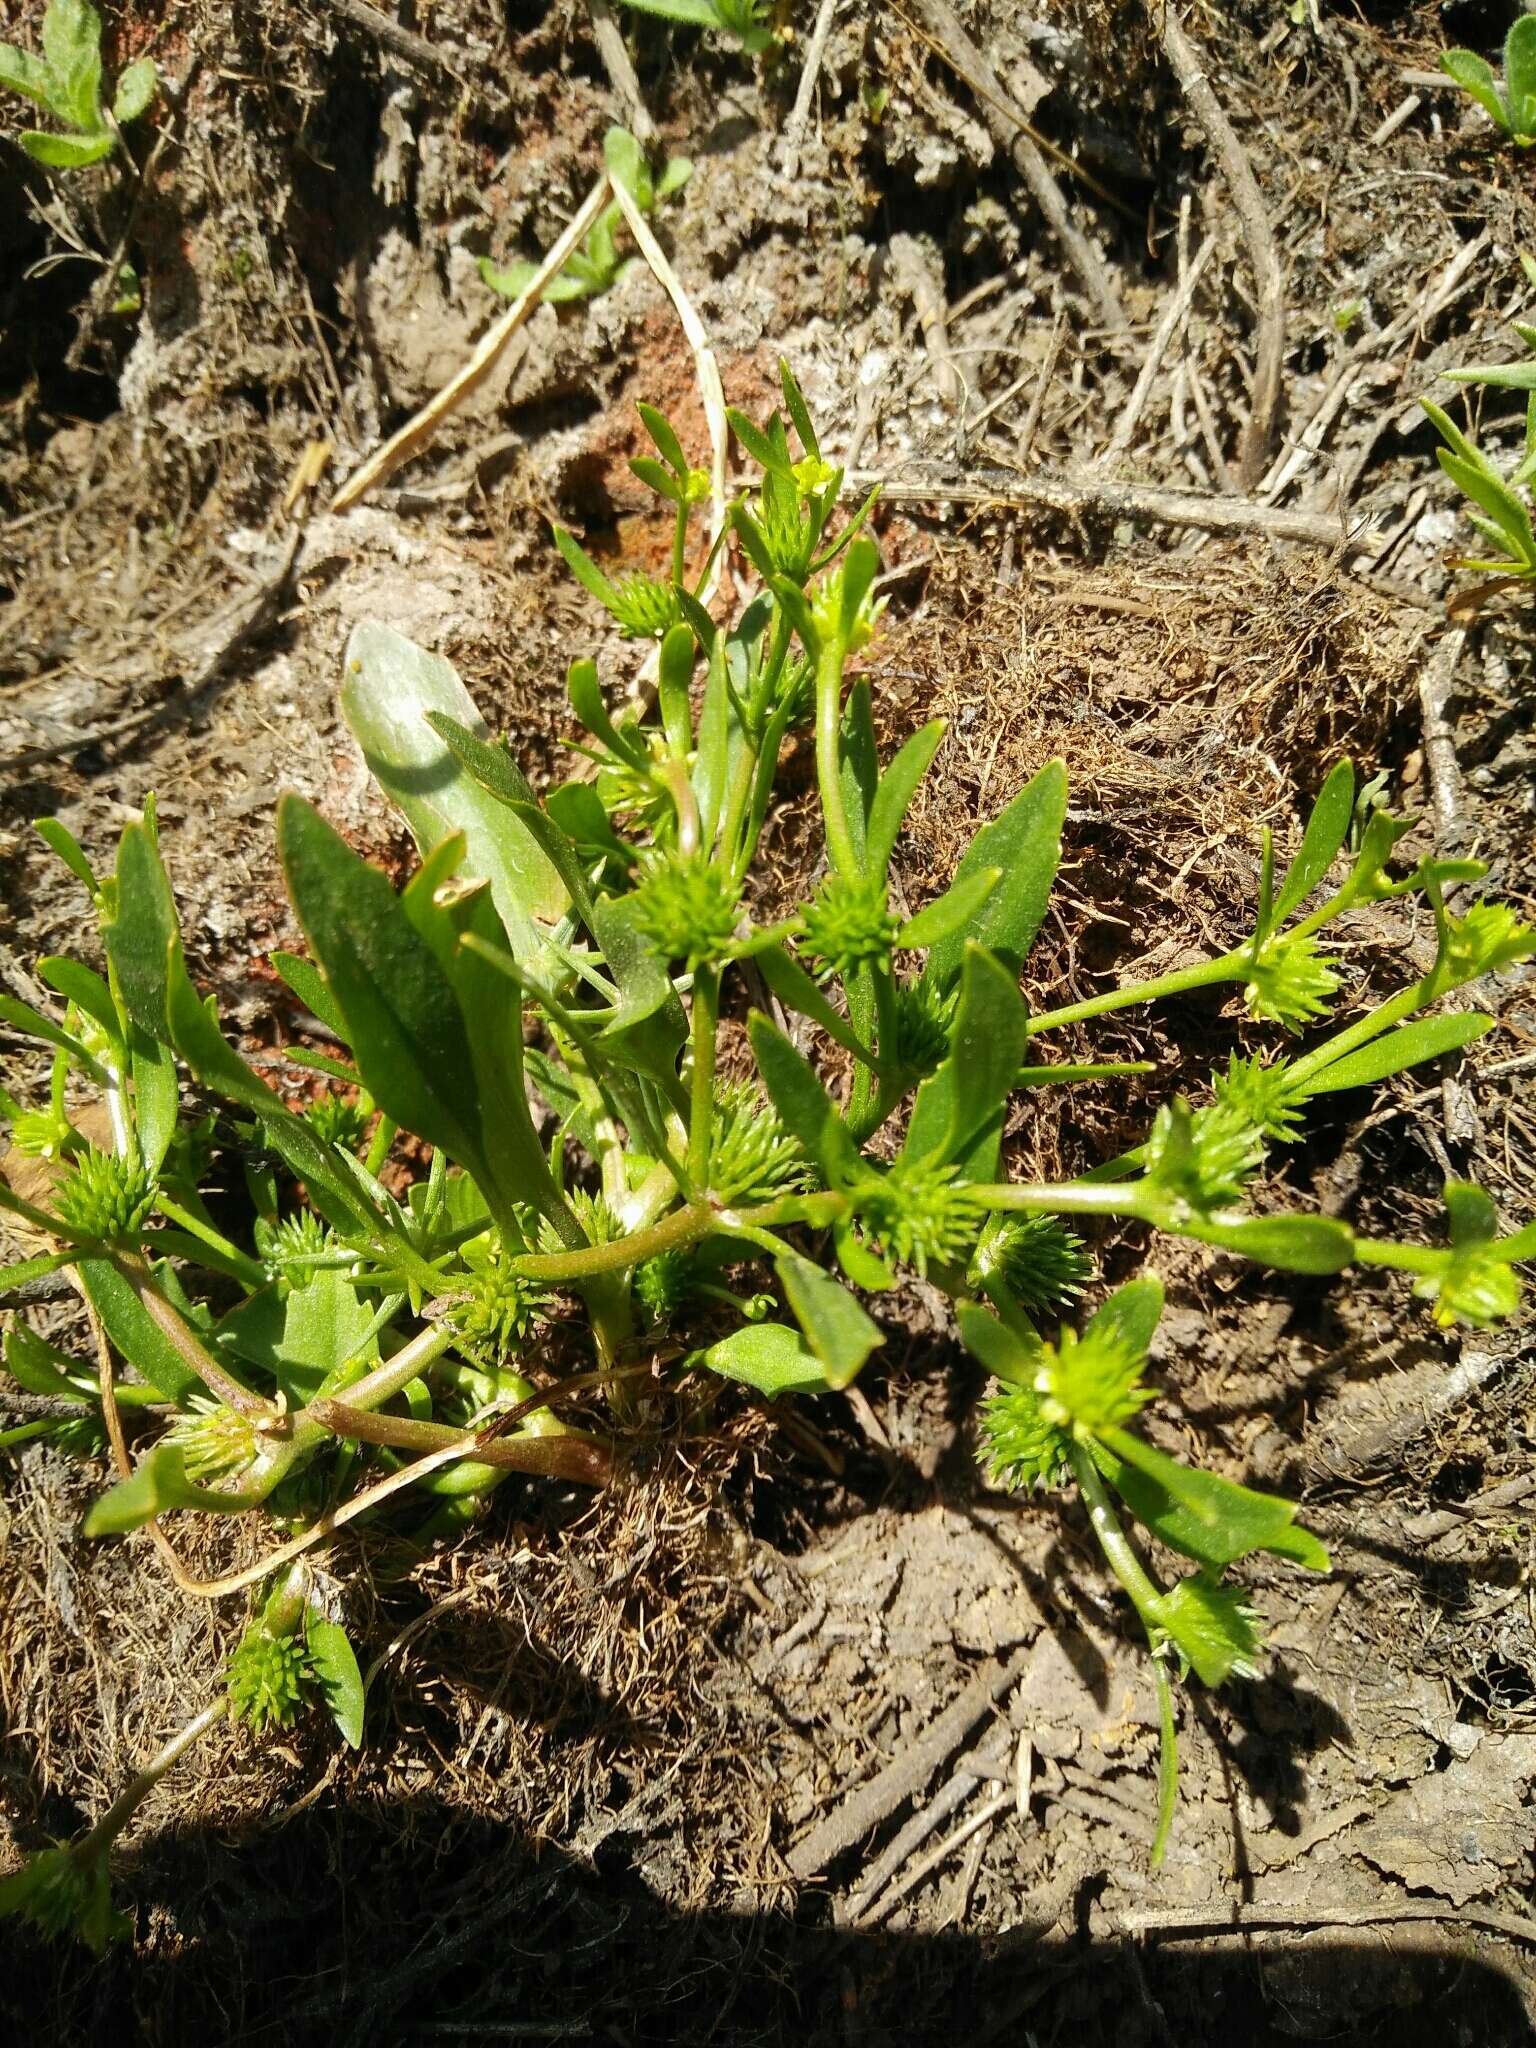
(1, 1797), (1530, 2048)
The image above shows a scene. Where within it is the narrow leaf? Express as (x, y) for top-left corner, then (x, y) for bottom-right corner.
(1272, 760), (1355, 925)
(1306, 1011), (1493, 1095)
(747, 1012), (859, 1184)
(898, 865), (1002, 951)
(697, 1322), (829, 1397)
(1094, 1426), (1331, 1573)
(867, 719), (945, 878)
(775, 1250), (881, 1389)
(923, 760), (1067, 991)
(306, 1615), (367, 1748)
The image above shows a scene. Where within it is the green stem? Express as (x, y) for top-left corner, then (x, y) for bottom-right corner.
(815, 637), (859, 879)
(968, 1181), (1150, 1220)
(1025, 954), (1244, 1036)
(151, 1198), (265, 1287)
(110, 1252), (280, 1421)
(1287, 974), (1432, 1090)
(75, 1696), (231, 1865)
(1351, 1237), (1444, 1277)
(510, 1202), (715, 1284)
(719, 740), (760, 875)
(688, 966), (720, 1188)
(1149, 1655), (1179, 1871)
(1068, 1440), (1166, 1628)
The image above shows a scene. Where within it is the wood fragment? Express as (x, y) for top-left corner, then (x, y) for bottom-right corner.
(909, 0), (1127, 332)
(330, 177), (612, 511)
(320, 0), (463, 80)
(1151, 3), (1285, 488)
(848, 465), (1379, 549)
(781, 0), (840, 170)
(587, 0), (655, 143)
(1098, 231), (1218, 471)
(1116, 1899), (1536, 1948)
(787, 1641), (1034, 1879)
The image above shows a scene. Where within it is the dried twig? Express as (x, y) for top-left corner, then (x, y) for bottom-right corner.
(781, 0), (840, 170)
(319, 0), (463, 80)
(1098, 231), (1218, 471)
(1116, 1898), (1536, 1948)
(851, 465), (1380, 549)
(587, 0), (655, 142)
(330, 177), (612, 511)
(857, 1787), (1015, 1925)
(1151, 3), (1285, 487)
(908, 0), (1127, 331)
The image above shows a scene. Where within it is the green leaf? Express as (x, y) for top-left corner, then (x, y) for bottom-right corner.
(655, 622), (695, 760)
(839, 678), (878, 866)
(903, 944), (1027, 1166)
(1094, 1426), (1331, 1573)
(37, 957), (120, 1046)
(83, 1441), (257, 1536)
(0, 994), (107, 1080)
(0, 40), (54, 109)
(1444, 1179), (1499, 1248)
(77, 1258), (200, 1402)
(218, 1268), (379, 1406)
(20, 125), (114, 166)
(923, 760), (1066, 991)
(4, 1319), (87, 1398)
(628, 455), (682, 504)
(307, 1614), (367, 1748)
(130, 1031), (178, 1177)
(100, 816), (178, 1041)
(866, 719), (945, 878)
(1186, 1213), (1356, 1273)
(1503, 15), (1536, 138)
(1305, 1011), (1493, 1095)
(898, 865), (1002, 951)
(637, 401), (688, 476)
(1271, 760), (1354, 926)
(697, 1321), (830, 1397)
(270, 949), (346, 1038)
(34, 816), (99, 895)
(956, 1298), (1043, 1385)
(747, 1012), (859, 1184)
(111, 54), (155, 124)
(0, 1249), (77, 1298)
(424, 711), (595, 929)
(774, 1250), (881, 1389)
(726, 406), (793, 478)
(779, 358), (820, 461)
(566, 654), (647, 767)
(1440, 47), (1511, 131)
(41, 0), (104, 132)
(1086, 1275), (1164, 1357)
(341, 622), (566, 958)
(754, 944), (878, 1069)
(278, 798), (489, 1191)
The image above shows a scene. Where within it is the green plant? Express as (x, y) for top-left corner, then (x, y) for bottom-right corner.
(480, 127), (692, 304)
(1440, 15), (1536, 145)
(0, 0), (156, 169)
(4, 365), (1534, 1933)
(607, 0), (776, 56)
(1422, 268), (1536, 581)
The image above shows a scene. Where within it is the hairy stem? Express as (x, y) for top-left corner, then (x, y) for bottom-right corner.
(1025, 953), (1243, 1035)
(687, 966), (719, 1187)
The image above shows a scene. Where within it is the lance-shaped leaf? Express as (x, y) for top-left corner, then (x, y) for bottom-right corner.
(1092, 1426), (1330, 1573)
(307, 1615), (367, 1748)
(279, 798), (494, 1201)
(1150, 1576), (1266, 1688)
(340, 621), (566, 959)
(755, 943), (879, 1069)
(76, 1258), (201, 1403)
(1304, 1011), (1493, 1096)
(903, 944), (1027, 1167)
(956, 1298), (1043, 1385)
(83, 1441), (264, 1536)
(867, 719), (945, 878)
(923, 760), (1066, 990)
(898, 866), (1002, 952)
(425, 711), (595, 928)
(1270, 759), (1355, 928)
(747, 1012), (860, 1185)
(697, 1321), (831, 1398)
(775, 1249), (880, 1388)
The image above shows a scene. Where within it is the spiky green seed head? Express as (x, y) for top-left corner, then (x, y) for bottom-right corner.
(455, 1234), (545, 1354)
(1440, 903), (1536, 990)
(800, 874), (900, 980)
(891, 978), (957, 1079)
(0, 1843), (128, 1953)
(853, 1158), (987, 1276)
(972, 1214), (1092, 1313)
(1145, 1098), (1266, 1212)
(632, 855), (741, 970)
(306, 1091), (369, 1152)
(979, 1382), (1072, 1493)
(707, 1083), (810, 1203)
(1244, 934), (1341, 1031)
(1213, 1052), (1304, 1144)
(226, 1626), (315, 1733)
(538, 1191), (625, 1257)
(634, 1246), (697, 1323)
(257, 1209), (334, 1292)
(9, 1108), (74, 1160)
(609, 573), (681, 640)
(167, 1401), (260, 1483)
(1037, 1322), (1151, 1432)
(53, 1150), (155, 1244)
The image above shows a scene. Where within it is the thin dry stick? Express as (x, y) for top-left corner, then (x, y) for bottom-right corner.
(1098, 231), (1218, 470)
(587, 0), (655, 142)
(858, 1788), (1015, 1925)
(1116, 1899), (1536, 1948)
(330, 176), (612, 511)
(853, 466), (1378, 548)
(840, 1743), (1007, 1924)
(781, 0), (840, 167)
(1153, 3), (1285, 488)
(909, 0), (1127, 332)
(320, 0), (461, 78)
